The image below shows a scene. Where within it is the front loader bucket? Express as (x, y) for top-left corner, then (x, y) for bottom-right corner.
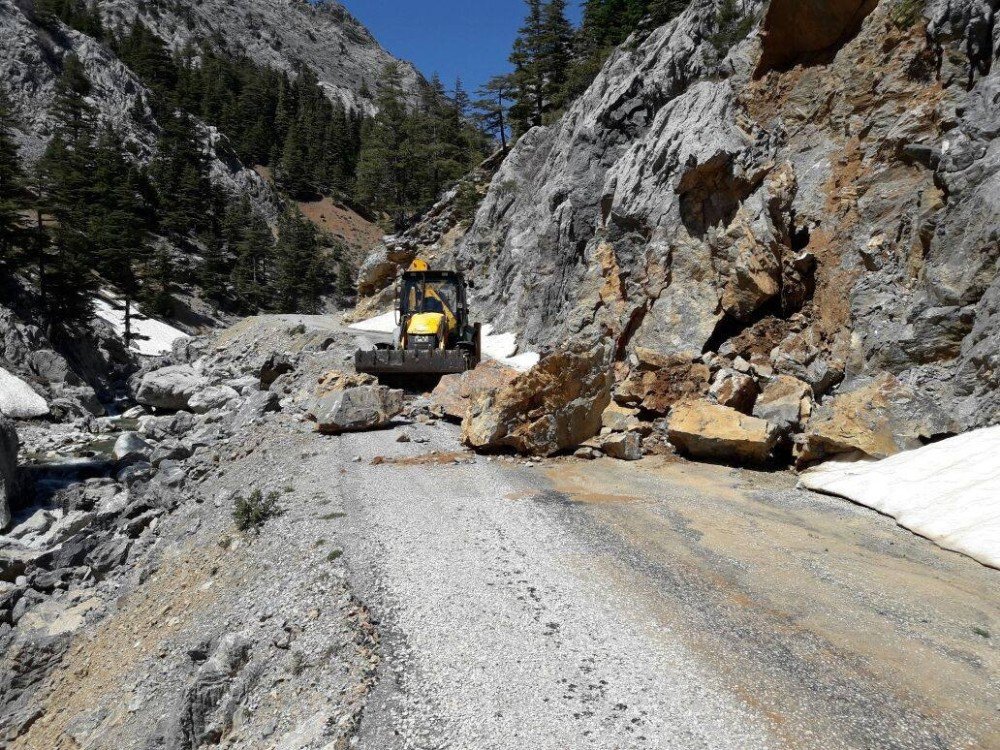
(355, 349), (475, 376)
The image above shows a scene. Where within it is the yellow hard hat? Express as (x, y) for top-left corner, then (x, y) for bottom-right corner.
(408, 258), (430, 272)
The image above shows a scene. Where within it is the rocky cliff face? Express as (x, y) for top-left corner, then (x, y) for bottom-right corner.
(456, 0), (1000, 438)
(0, 0), (420, 167)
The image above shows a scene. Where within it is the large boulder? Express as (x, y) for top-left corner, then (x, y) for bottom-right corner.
(431, 360), (519, 421)
(463, 347), (613, 457)
(309, 385), (405, 435)
(794, 374), (958, 466)
(1, 417), (17, 531)
(135, 366), (210, 411)
(667, 400), (781, 465)
(0, 367), (49, 419)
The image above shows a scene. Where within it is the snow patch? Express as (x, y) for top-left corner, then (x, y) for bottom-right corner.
(0, 367), (49, 419)
(93, 296), (189, 357)
(349, 311), (397, 334)
(349, 315), (539, 372)
(800, 427), (1000, 569)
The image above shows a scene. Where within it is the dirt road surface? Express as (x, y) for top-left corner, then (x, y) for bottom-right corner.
(328, 422), (999, 750)
(11, 411), (997, 749)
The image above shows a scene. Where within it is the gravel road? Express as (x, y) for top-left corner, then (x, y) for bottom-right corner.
(301, 420), (999, 750)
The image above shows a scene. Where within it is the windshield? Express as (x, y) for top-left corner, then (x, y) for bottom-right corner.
(401, 277), (458, 317)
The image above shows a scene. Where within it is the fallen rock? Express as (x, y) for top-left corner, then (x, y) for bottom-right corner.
(309, 386), (405, 435)
(0, 416), (17, 531)
(615, 351), (710, 414)
(0, 366), (49, 419)
(770, 331), (844, 397)
(794, 374), (957, 466)
(601, 402), (641, 432)
(135, 366), (210, 411)
(753, 375), (813, 434)
(188, 385), (239, 414)
(431, 360), (519, 421)
(463, 347), (612, 457)
(709, 369), (758, 414)
(598, 431), (643, 461)
(667, 401), (780, 465)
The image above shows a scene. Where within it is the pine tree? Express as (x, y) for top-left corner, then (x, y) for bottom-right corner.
(540, 0), (574, 117)
(226, 197), (274, 312)
(355, 63), (414, 227)
(0, 87), (27, 268)
(89, 126), (153, 346)
(272, 208), (326, 314)
(474, 75), (514, 152)
(151, 110), (215, 236)
(509, 0), (547, 135)
(35, 54), (100, 333)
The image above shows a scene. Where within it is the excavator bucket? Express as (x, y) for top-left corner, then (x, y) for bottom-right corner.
(355, 348), (474, 376)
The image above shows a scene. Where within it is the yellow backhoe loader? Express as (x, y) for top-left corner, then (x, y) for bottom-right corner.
(355, 259), (482, 376)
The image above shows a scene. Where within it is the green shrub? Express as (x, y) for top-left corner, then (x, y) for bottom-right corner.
(889, 0), (923, 29)
(710, 0), (756, 58)
(233, 489), (283, 533)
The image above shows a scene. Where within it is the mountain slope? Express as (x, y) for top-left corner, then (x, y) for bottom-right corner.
(455, 0), (1000, 435)
(97, 0), (424, 113)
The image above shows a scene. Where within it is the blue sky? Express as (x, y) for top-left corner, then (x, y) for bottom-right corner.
(342, 0), (584, 94)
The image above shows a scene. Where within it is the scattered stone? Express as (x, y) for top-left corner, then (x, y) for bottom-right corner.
(667, 401), (780, 465)
(601, 402), (641, 432)
(598, 432), (643, 461)
(615, 352), (711, 415)
(259, 353), (296, 389)
(188, 385), (240, 414)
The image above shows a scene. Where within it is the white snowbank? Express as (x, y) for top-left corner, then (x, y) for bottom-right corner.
(349, 311), (397, 334)
(800, 427), (1000, 569)
(0, 367), (49, 419)
(94, 297), (189, 357)
(349, 315), (539, 372)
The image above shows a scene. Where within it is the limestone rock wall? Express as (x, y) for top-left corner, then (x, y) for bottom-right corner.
(456, 0), (1000, 432)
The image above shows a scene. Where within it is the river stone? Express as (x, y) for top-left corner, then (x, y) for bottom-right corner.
(113, 432), (152, 462)
(136, 366), (210, 411)
(668, 400), (780, 465)
(309, 386), (405, 435)
(0, 367), (49, 420)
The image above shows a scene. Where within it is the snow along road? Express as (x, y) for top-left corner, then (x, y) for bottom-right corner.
(310, 419), (999, 750)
